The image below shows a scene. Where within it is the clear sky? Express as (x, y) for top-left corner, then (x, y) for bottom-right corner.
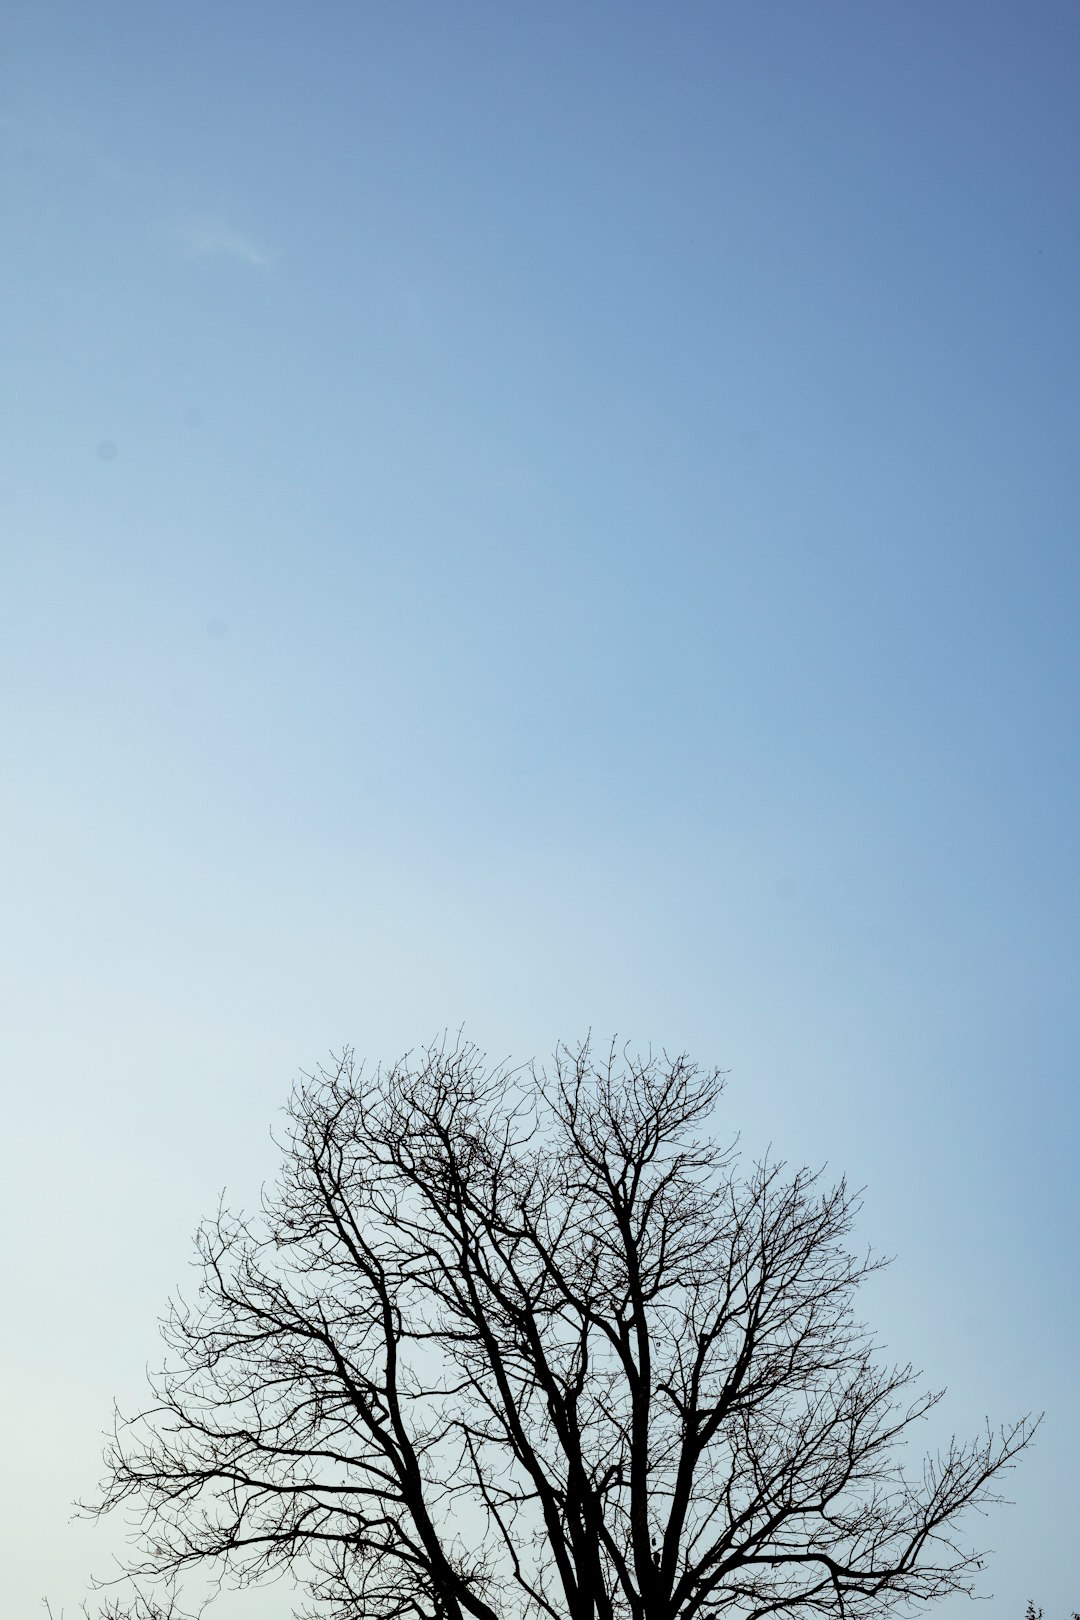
(2, 4), (1078, 1616)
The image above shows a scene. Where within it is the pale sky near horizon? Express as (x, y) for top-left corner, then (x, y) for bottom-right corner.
(2, 4), (1078, 1616)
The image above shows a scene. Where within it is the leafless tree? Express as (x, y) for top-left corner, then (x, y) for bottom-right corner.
(87, 1040), (1036, 1620)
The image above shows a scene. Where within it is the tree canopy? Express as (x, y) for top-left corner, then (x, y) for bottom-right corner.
(89, 1041), (1035, 1620)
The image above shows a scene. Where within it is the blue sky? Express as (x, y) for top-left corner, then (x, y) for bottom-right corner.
(2, 4), (1078, 1615)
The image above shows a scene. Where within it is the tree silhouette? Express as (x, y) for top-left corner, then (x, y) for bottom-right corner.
(88, 1041), (1035, 1620)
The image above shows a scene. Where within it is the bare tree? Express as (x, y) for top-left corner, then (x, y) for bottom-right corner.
(87, 1040), (1035, 1620)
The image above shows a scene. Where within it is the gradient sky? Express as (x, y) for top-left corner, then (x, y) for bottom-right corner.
(2, 4), (1078, 1616)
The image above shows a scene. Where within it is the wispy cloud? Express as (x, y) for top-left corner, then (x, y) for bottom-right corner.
(167, 213), (274, 270)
